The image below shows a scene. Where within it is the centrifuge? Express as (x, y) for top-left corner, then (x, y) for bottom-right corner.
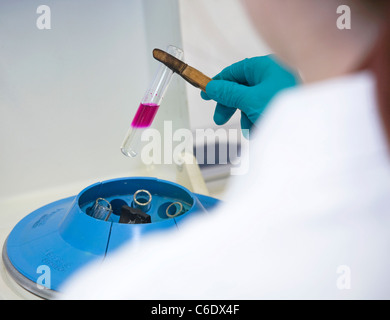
(2, 177), (219, 299)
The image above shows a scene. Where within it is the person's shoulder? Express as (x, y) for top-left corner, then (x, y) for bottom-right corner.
(268, 71), (375, 115)
(254, 70), (377, 141)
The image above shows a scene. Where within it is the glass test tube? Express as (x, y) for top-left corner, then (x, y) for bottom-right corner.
(121, 45), (184, 157)
(90, 198), (113, 221)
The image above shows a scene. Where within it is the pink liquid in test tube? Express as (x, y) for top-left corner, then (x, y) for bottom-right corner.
(131, 103), (160, 128)
(121, 45), (184, 157)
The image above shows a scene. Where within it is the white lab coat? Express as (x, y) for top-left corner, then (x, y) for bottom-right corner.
(61, 71), (390, 299)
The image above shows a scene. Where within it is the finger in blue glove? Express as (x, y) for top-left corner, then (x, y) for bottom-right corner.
(201, 55), (299, 136)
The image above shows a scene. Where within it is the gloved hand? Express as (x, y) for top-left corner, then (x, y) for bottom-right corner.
(201, 55), (300, 137)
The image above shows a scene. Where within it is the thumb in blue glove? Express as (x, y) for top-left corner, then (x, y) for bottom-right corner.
(201, 55), (299, 138)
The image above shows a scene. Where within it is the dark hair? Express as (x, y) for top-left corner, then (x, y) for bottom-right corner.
(363, 1), (390, 144)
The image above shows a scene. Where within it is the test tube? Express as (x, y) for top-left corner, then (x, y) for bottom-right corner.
(89, 198), (113, 221)
(121, 45), (184, 157)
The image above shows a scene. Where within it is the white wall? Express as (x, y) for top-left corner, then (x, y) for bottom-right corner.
(0, 0), (187, 199)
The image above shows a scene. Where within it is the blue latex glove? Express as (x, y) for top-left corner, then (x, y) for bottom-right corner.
(201, 55), (299, 137)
